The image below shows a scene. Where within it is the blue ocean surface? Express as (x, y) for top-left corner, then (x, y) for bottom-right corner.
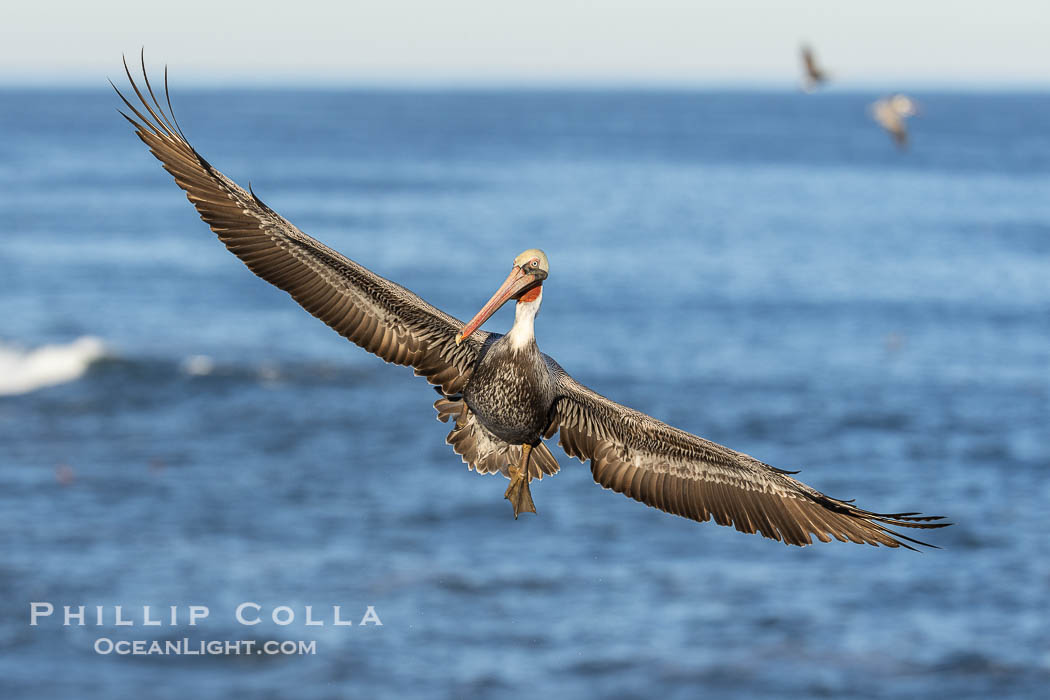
(0, 87), (1047, 699)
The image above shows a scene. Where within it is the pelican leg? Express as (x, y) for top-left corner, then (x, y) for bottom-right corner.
(504, 443), (537, 518)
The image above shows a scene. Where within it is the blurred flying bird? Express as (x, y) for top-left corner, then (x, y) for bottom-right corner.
(872, 94), (918, 148)
(113, 55), (949, 549)
(800, 44), (830, 92)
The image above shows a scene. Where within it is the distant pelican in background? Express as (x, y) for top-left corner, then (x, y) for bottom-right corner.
(113, 55), (949, 549)
(800, 44), (830, 92)
(872, 94), (919, 148)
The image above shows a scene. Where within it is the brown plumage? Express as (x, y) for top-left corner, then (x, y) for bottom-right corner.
(800, 44), (829, 92)
(112, 56), (485, 398)
(872, 94), (918, 149)
(115, 55), (950, 549)
(546, 358), (945, 548)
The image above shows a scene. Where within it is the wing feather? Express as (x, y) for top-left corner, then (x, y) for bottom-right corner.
(115, 55), (483, 394)
(545, 357), (949, 549)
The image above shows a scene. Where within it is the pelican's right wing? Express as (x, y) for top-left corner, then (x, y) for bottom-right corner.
(114, 57), (484, 394)
(544, 357), (949, 549)
(801, 46), (817, 75)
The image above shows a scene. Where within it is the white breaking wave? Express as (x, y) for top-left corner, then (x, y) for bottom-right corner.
(0, 336), (108, 396)
(180, 354), (215, 376)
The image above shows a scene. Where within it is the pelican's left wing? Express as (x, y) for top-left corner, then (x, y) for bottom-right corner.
(114, 57), (484, 394)
(544, 358), (948, 548)
(801, 46), (818, 75)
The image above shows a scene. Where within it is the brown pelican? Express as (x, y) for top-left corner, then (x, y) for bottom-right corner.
(114, 57), (949, 549)
(871, 94), (918, 148)
(800, 44), (830, 93)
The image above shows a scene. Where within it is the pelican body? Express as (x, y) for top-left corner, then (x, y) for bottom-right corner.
(114, 56), (949, 548)
(460, 254), (552, 448)
(872, 94), (918, 149)
(452, 252), (557, 514)
(800, 44), (830, 93)
(465, 331), (554, 447)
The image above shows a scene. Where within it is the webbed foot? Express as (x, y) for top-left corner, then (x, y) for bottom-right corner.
(504, 444), (537, 518)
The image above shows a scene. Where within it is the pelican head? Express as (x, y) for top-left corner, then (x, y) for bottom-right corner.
(890, 94), (917, 117)
(455, 248), (548, 344)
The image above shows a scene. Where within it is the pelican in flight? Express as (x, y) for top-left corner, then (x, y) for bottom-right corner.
(114, 57), (949, 549)
(872, 94), (918, 149)
(800, 44), (830, 93)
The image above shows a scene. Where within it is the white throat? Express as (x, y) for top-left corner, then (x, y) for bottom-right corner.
(506, 288), (542, 351)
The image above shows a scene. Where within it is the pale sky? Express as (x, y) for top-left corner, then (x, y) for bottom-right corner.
(3, 0), (1049, 87)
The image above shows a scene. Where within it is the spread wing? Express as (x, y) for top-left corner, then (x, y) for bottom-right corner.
(801, 45), (826, 83)
(545, 359), (949, 549)
(114, 55), (483, 394)
(871, 100), (909, 149)
(802, 46), (817, 75)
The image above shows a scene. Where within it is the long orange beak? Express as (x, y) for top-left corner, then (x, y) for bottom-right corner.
(455, 266), (538, 344)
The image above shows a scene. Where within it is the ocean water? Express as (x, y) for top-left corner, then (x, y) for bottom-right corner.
(0, 87), (1047, 699)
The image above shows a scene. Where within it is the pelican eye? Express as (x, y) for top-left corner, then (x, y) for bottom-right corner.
(530, 260), (539, 268)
